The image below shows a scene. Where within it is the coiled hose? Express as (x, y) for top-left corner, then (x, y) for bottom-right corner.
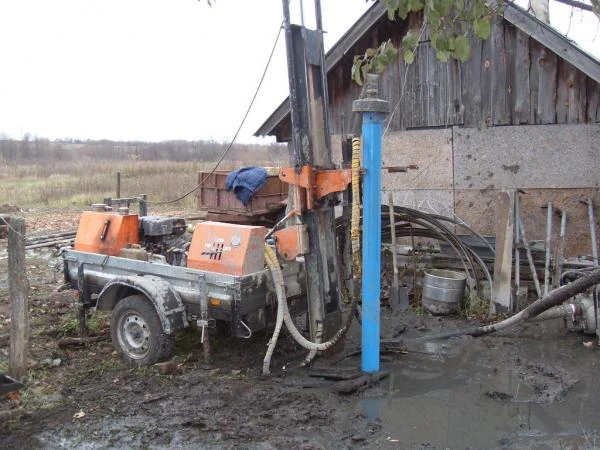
(262, 137), (363, 374)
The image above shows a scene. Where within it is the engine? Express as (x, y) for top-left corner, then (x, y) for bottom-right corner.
(138, 216), (190, 266)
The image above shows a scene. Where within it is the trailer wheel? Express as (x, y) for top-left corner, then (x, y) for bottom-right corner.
(111, 294), (174, 366)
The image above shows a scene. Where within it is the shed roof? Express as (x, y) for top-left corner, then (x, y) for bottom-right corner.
(255, 2), (600, 138)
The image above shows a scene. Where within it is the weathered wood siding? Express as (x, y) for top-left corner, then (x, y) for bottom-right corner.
(327, 15), (600, 135)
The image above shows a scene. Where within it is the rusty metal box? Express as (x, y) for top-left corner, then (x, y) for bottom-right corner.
(196, 169), (287, 218)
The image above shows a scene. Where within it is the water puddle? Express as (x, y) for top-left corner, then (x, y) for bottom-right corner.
(356, 330), (600, 448)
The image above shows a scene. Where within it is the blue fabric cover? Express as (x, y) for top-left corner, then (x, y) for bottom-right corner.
(225, 166), (268, 206)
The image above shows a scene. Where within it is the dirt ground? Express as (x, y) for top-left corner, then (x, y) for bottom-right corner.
(1, 210), (599, 449)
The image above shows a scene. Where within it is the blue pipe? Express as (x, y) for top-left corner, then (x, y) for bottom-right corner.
(361, 111), (384, 373)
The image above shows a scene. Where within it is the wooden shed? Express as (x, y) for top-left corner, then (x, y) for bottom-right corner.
(256, 2), (600, 258)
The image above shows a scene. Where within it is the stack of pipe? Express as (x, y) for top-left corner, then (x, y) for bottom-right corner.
(25, 230), (76, 250)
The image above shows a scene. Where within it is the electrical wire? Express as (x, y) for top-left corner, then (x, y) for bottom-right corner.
(147, 22), (284, 205)
(0, 216), (26, 240)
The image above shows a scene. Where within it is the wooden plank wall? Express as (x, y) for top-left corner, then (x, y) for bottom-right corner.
(327, 16), (600, 135)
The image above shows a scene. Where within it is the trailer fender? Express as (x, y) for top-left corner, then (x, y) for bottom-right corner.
(97, 276), (189, 334)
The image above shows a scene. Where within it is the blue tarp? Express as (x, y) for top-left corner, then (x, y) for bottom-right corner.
(225, 166), (268, 206)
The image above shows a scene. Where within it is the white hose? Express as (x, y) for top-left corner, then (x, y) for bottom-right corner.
(298, 324), (321, 369)
(264, 245), (349, 352)
(262, 137), (362, 368)
(262, 247), (286, 375)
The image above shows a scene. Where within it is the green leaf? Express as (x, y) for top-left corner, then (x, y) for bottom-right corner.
(431, 32), (449, 52)
(474, 17), (492, 40)
(432, 0), (452, 17)
(373, 57), (386, 73)
(428, 14), (442, 29)
(404, 49), (415, 65)
(407, 0), (424, 13)
(402, 29), (420, 51)
(351, 57), (364, 86)
(435, 49), (450, 62)
(384, 44), (398, 62)
(351, 61), (362, 86)
(385, 0), (400, 20)
(452, 35), (471, 62)
(396, 0), (410, 19)
(447, 36), (456, 51)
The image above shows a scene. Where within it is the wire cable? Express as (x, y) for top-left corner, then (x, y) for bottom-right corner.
(147, 22), (284, 205)
(0, 216), (26, 240)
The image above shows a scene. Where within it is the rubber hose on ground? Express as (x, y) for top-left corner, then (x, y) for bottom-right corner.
(412, 268), (600, 341)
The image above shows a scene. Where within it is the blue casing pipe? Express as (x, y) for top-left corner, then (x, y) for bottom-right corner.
(361, 111), (383, 373)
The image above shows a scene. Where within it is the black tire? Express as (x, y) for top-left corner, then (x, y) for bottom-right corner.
(110, 294), (174, 366)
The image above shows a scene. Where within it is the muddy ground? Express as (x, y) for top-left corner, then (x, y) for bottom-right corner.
(1, 211), (599, 449)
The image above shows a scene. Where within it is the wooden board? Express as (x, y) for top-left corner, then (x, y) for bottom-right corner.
(492, 191), (515, 313)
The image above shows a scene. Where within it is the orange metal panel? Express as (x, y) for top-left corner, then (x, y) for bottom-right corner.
(279, 165), (352, 205)
(187, 222), (266, 276)
(273, 224), (308, 261)
(74, 211), (139, 256)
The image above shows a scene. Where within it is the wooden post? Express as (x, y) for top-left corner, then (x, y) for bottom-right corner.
(7, 216), (29, 380)
(492, 191), (515, 313)
(116, 172), (121, 199)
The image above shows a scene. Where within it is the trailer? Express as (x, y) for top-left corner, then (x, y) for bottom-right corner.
(62, 209), (306, 366)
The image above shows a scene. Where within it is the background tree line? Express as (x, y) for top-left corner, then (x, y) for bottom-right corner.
(0, 133), (287, 165)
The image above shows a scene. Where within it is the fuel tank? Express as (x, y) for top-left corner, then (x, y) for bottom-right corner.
(74, 211), (139, 256)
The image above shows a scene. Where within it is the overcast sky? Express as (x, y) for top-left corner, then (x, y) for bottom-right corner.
(0, 0), (598, 144)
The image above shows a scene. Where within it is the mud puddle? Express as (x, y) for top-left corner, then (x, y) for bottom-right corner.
(350, 322), (600, 449)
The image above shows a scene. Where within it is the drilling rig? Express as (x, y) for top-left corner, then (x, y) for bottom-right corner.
(61, 1), (363, 372)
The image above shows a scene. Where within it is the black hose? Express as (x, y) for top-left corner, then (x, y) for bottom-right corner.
(382, 208), (482, 293)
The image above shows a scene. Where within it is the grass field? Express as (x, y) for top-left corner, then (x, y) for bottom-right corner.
(0, 157), (277, 211)
(0, 138), (286, 211)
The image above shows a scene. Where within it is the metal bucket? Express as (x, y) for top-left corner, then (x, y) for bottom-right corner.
(421, 269), (466, 315)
